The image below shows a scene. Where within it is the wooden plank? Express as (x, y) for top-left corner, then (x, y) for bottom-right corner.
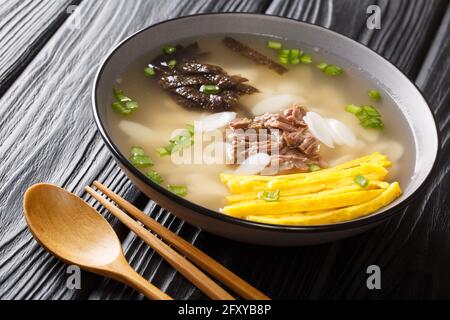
(0, 0), (448, 301)
(0, 0), (77, 96)
(0, 0), (272, 300)
(89, 0), (450, 300)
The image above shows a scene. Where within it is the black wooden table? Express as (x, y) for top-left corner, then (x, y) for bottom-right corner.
(0, 0), (449, 300)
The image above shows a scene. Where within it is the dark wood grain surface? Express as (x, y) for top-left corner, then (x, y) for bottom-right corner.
(0, 0), (449, 300)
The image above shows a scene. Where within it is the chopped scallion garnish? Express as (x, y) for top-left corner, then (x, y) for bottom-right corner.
(169, 130), (193, 151)
(289, 49), (301, 60)
(162, 45), (176, 54)
(278, 48), (290, 57)
(186, 124), (195, 135)
(157, 124), (194, 157)
(354, 175), (369, 188)
(124, 101), (138, 111)
(361, 117), (384, 129)
(300, 55), (312, 64)
(325, 64), (343, 76)
(168, 185), (188, 197)
(113, 88), (131, 102)
(368, 89), (381, 102)
(278, 56), (289, 65)
(130, 155), (153, 168)
(267, 41), (282, 50)
(316, 62), (328, 71)
(129, 146), (153, 168)
(144, 66), (155, 77)
(258, 190), (280, 202)
(308, 164), (321, 172)
(267, 40), (312, 66)
(112, 102), (132, 115)
(362, 105), (380, 117)
(156, 147), (171, 157)
(317, 63), (343, 76)
(146, 170), (164, 184)
(200, 84), (221, 94)
(167, 59), (177, 68)
(345, 104), (384, 129)
(131, 146), (145, 156)
(345, 104), (362, 114)
(111, 89), (139, 116)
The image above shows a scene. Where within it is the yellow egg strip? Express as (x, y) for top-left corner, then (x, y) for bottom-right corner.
(222, 163), (388, 194)
(245, 182), (402, 225)
(222, 188), (385, 217)
(226, 180), (389, 204)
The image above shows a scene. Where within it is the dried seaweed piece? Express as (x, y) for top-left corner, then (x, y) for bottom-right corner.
(222, 37), (288, 75)
(149, 42), (258, 111)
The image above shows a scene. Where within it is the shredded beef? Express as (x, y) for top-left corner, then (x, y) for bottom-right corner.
(227, 105), (326, 175)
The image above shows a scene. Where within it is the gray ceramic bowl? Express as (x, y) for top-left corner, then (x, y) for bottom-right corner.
(92, 13), (440, 246)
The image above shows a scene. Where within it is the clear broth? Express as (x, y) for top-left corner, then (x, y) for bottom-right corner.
(107, 34), (415, 211)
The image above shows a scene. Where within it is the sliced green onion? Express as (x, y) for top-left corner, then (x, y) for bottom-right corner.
(316, 63), (343, 76)
(131, 146), (145, 156)
(167, 59), (177, 68)
(345, 104), (384, 129)
(186, 124), (195, 135)
(267, 41), (282, 50)
(144, 66), (155, 77)
(130, 155), (153, 168)
(157, 124), (194, 156)
(170, 131), (193, 149)
(354, 175), (369, 188)
(113, 88), (130, 102)
(162, 45), (176, 54)
(300, 55), (312, 64)
(316, 62), (328, 70)
(146, 170), (164, 184)
(289, 49), (300, 60)
(345, 104), (362, 114)
(361, 117), (384, 129)
(278, 48), (290, 57)
(324, 64), (343, 76)
(124, 100), (138, 111)
(346, 104), (384, 129)
(308, 164), (321, 172)
(156, 147), (171, 157)
(258, 189), (280, 202)
(362, 105), (380, 117)
(168, 185), (188, 197)
(200, 84), (221, 94)
(355, 109), (370, 121)
(368, 89), (381, 102)
(278, 56), (289, 65)
(111, 89), (138, 116)
(111, 102), (132, 115)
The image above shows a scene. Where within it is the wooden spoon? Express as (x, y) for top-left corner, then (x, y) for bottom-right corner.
(23, 183), (171, 300)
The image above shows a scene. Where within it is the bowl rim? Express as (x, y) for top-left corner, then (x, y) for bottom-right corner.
(92, 12), (441, 233)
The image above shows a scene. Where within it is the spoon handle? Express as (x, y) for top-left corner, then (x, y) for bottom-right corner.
(109, 257), (172, 300)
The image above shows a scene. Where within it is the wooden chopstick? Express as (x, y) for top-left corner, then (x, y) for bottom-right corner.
(92, 181), (270, 300)
(85, 186), (235, 300)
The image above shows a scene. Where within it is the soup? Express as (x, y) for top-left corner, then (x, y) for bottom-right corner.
(107, 34), (414, 225)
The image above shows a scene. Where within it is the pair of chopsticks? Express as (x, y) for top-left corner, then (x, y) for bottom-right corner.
(85, 181), (269, 300)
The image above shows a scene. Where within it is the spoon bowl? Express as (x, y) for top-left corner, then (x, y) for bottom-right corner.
(24, 183), (121, 268)
(23, 183), (171, 300)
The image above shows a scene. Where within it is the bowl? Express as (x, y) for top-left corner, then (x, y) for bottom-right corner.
(92, 13), (440, 246)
